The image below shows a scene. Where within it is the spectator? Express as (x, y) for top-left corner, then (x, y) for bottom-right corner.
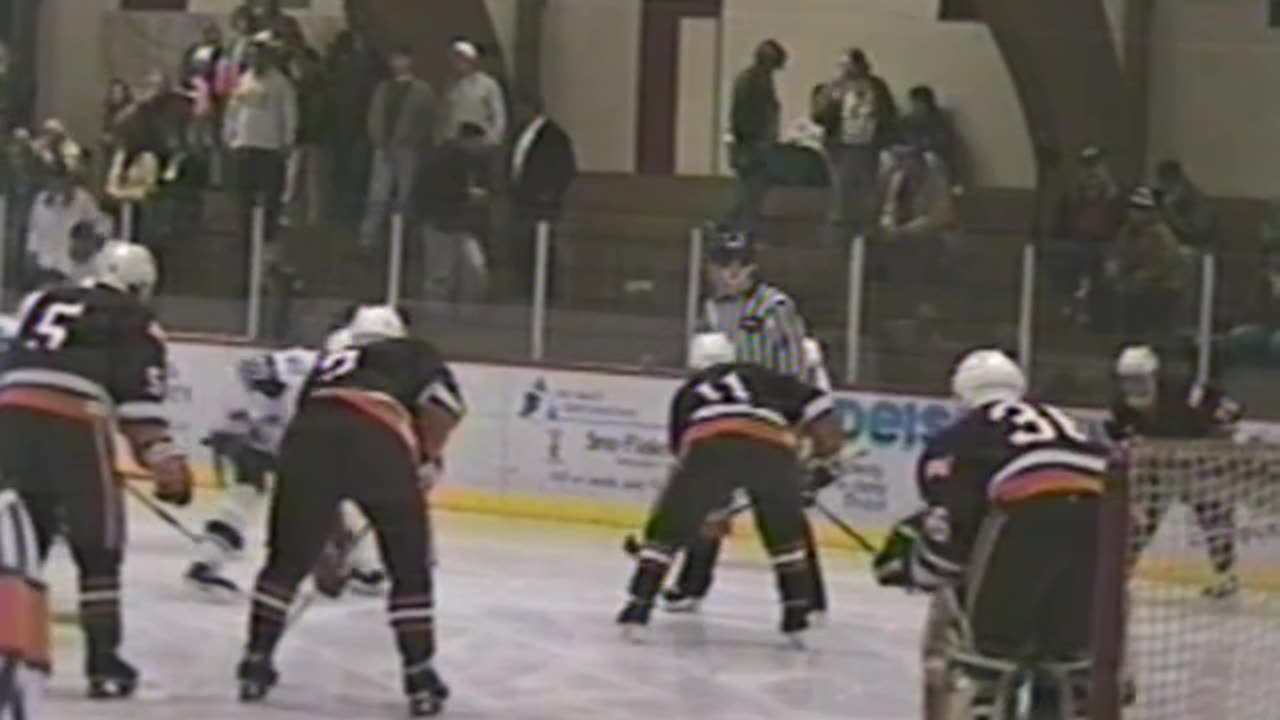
(359, 47), (436, 250)
(504, 89), (577, 297)
(324, 29), (381, 225)
(245, 0), (304, 46)
(814, 48), (897, 241)
(182, 22), (224, 90)
(181, 23), (224, 180)
(0, 42), (11, 135)
(279, 24), (329, 225)
(223, 40), (297, 252)
(1154, 159), (1216, 250)
(418, 122), (491, 302)
(31, 118), (85, 180)
(25, 168), (105, 287)
(1103, 186), (1192, 338)
(215, 6), (259, 103)
(438, 40), (506, 147)
(101, 79), (135, 177)
(896, 84), (964, 190)
(724, 39), (786, 233)
(1217, 246), (1280, 369)
(104, 124), (161, 243)
(875, 144), (954, 243)
(1051, 146), (1125, 326)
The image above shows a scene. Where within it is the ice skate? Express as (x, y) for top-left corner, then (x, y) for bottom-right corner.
(660, 587), (702, 613)
(87, 652), (138, 699)
(405, 662), (450, 717)
(185, 560), (241, 599)
(237, 653), (279, 702)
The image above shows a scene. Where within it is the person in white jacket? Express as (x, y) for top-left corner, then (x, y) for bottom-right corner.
(223, 39), (297, 253)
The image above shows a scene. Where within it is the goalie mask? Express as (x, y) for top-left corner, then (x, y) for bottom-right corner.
(705, 225), (757, 298)
(1115, 345), (1159, 409)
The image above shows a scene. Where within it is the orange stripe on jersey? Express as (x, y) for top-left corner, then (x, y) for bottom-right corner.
(992, 469), (1104, 504)
(680, 418), (797, 455)
(0, 575), (51, 672)
(311, 388), (420, 458)
(0, 387), (108, 423)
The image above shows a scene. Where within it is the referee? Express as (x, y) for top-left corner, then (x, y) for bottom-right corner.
(662, 224), (830, 615)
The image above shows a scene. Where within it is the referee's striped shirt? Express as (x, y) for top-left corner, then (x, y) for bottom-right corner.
(704, 282), (808, 377)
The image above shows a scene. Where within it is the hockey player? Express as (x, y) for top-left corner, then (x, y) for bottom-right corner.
(661, 335), (835, 615)
(873, 349), (1106, 719)
(1107, 344), (1243, 597)
(617, 333), (845, 642)
(0, 487), (47, 719)
(236, 305), (463, 717)
(661, 226), (830, 614)
(0, 242), (193, 698)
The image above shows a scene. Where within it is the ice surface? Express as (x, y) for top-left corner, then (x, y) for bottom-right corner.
(42, 498), (927, 720)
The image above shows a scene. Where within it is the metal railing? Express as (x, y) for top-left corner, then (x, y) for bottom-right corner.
(0, 190), (1266, 414)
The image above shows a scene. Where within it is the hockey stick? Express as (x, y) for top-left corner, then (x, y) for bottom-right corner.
(811, 499), (878, 554)
(283, 521), (376, 631)
(122, 481), (204, 545)
(621, 498), (753, 557)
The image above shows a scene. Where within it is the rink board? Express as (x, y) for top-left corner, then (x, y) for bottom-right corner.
(127, 338), (1280, 553)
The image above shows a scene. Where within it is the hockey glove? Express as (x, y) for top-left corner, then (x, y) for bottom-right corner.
(801, 466), (839, 507)
(418, 458), (444, 494)
(150, 453), (195, 507)
(872, 511), (925, 590)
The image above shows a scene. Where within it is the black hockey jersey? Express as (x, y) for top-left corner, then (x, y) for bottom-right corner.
(668, 362), (833, 454)
(1105, 377), (1241, 440)
(301, 337), (465, 424)
(0, 282), (168, 425)
(908, 399), (1107, 588)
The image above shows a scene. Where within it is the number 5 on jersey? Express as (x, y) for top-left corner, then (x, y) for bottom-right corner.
(26, 302), (85, 351)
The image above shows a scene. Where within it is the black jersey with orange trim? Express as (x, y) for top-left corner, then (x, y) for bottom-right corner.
(906, 400), (1107, 588)
(1106, 377), (1241, 440)
(300, 337), (465, 425)
(0, 282), (167, 425)
(668, 362), (832, 454)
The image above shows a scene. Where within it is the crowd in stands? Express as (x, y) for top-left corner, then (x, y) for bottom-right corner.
(0, 0), (580, 308)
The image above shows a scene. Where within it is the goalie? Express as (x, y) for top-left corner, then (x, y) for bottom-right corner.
(1106, 345), (1244, 598)
(874, 349), (1107, 719)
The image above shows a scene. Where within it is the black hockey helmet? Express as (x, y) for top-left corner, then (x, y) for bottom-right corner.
(704, 223), (755, 267)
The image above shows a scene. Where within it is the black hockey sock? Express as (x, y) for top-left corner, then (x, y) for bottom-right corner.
(627, 543), (676, 605)
(389, 593), (436, 667)
(79, 573), (122, 658)
(247, 579), (298, 657)
(1194, 501), (1237, 574)
(768, 543), (812, 611)
(672, 537), (720, 597)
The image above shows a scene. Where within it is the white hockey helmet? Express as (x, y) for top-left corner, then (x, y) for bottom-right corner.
(951, 348), (1027, 408)
(688, 332), (735, 370)
(1115, 345), (1159, 408)
(323, 327), (353, 353)
(96, 241), (158, 299)
(346, 305), (407, 346)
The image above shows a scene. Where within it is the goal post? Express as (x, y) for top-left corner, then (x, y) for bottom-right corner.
(1092, 439), (1280, 719)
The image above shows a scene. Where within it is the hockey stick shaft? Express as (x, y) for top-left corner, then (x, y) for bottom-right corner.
(811, 499), (878, 554)
(284, 521), (376, 630)
(122, 481), (204, 545)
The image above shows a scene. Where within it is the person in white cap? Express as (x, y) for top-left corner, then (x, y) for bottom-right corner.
(437, 39), (506, 147)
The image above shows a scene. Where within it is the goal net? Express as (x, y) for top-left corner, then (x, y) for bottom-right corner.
(1093, 439), (1280, 719)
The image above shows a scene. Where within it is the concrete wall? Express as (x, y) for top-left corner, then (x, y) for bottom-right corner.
(540, 0), (641, 173)
(709, 0), (1035, 187)
(1147, 0), (1280, 197)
